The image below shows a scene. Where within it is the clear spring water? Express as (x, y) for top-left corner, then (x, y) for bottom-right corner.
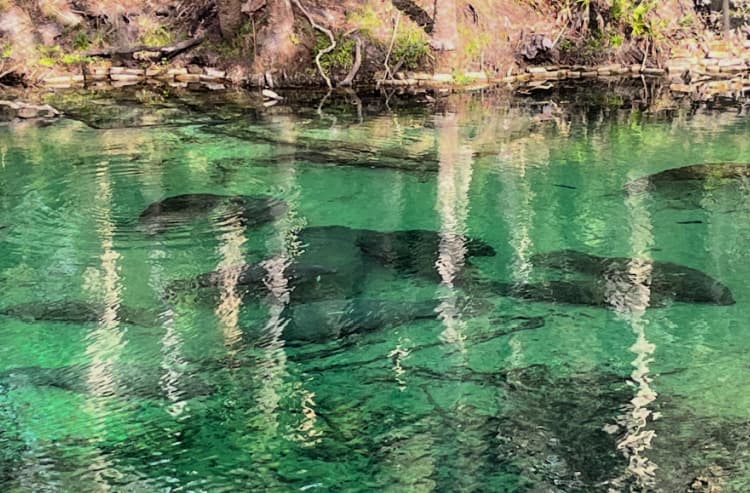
(1, 84), (750, 492)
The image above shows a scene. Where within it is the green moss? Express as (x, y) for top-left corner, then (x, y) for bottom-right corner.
(1, 44), (12, 59)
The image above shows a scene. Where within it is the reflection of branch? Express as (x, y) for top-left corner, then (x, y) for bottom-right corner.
(292, 0), (335, 89)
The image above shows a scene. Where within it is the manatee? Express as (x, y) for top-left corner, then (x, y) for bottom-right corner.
(165, 261), (349, 304)
(628, 163), (750, 186)
(138, 193), (287, 234)
(529, 249), (735, 306)
(489, 280), (611, 307)
(0, 363), (213, 400)
(299, 225), (495, 280)
(354, 228), (496, 267)
(0, 300), (160, 325)
(272, 298), (442, 343)
(625, 163), (750, 210)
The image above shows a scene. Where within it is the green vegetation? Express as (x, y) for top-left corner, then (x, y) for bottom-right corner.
(393, 24), (430, 71)
(316, 33), (356, 72)
(347, 4), (382, 37)
(36, 45), (91, 66)
(72, 31), (91, 51)
(140, 24), (172, 46)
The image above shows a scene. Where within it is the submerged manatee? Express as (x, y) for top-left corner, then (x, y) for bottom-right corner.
(166, 261), (346, 304)
(0, 300), (160, 325)
(490, 280), (610, 307)
(273, 298), (442, 343)
(625, 163), (750, 209)
(529, 249), (735, 306)
(0, 363), (213, 400)
(628, 163), (750, 186)
(300, 225), (496, 280)
(138, 193), (287, 233)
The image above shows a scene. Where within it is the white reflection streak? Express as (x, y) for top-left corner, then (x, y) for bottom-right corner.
(434, 112), (473, 346)
(214, 215), (247, 351)
(83, 161), (126, 488)
(609, 177), (658, 490)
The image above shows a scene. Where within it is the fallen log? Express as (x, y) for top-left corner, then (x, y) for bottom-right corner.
(84, 36), (205, 62)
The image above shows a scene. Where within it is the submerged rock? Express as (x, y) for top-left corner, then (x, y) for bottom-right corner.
(530, 249), (735, 306)
(137, 193), (287, 234)
(0, 300), (159, 326)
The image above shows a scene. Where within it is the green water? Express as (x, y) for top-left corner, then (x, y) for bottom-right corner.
(1, 85), (750, 492)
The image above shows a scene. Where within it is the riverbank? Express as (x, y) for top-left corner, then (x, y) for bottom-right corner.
(1, 0), (742, 97)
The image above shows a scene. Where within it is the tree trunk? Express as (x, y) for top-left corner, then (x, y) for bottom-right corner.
(256, 0), (296, 70)
(431, 0), (458, 51)
(217, 0), (243, 39)
(723, 0), (730, 36)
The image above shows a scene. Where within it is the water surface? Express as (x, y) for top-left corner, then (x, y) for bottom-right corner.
(1, 84), (749, 492)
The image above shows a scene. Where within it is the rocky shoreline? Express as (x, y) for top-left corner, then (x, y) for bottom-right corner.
(32, 37), (750, 102)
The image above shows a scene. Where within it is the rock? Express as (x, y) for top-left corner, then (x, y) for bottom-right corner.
(175, 73), (200, 82)
(432, 73), (453, 83)
(707, 51), (731, 59)
(145, 66), (166, 77)
(167, 67), (188, 76)
(202, 82), (226, 91)
(670, 83), (693, 93)
(0, 100), (61, 120)
(527, 67), (547, 74)
(187, 64), (203, 74)
(43, 75), (73, 85)
(262, 89), (283, 100)
(204, 67), (226, 79)
(110, 73), (143, 82)
(519, 33), (555, 63)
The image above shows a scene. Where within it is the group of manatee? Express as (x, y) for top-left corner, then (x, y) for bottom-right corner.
(0, 162), (743, 345)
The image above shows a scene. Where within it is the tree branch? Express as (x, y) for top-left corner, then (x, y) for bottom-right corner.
(292, 0), (335, 89)
(380, 12), (401, 86)
(84, 36), (205, 61)
(338, 34), (363, 87)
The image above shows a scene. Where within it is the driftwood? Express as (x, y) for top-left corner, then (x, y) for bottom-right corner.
(84, 36), (205, 61)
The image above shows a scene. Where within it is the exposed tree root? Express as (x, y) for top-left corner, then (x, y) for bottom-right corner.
(338, 34), (363, 87)
(292, 0), (335, 89)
